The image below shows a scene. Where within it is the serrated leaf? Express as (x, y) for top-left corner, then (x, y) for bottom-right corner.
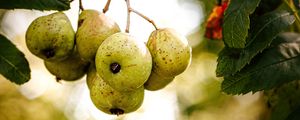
(223, 0), (261, 48)
(0, 34), (30, 84)
(221, 32), (300, 94)
(216, 47), (242, 76)
(0, 0), (71, 11)
(217, 11), (295, 77)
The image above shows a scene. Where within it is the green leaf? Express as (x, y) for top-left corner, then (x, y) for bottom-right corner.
(253, 0), (283, 16)
(294, 0), (300, 9)
(264, 80), (300, 120)
(0, 0), (71, 11)
(216, 47), (242, 76)
(286, 106), (300, 120)
(221, 32), (300, 94)
(0, 34), (30, 84)
(217, 11), (295, 77)
(223, 0), (261, 48)
(197, 0), (217, 17)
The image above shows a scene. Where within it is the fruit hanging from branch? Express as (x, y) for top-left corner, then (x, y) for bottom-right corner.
(87, 64), (144, 115)
(145, 28), (192, 91)
(76, 9), (120, 61)
(26, 12), (75, 62)
(24, 0), (192, 115)
(95, 32), (152, 92)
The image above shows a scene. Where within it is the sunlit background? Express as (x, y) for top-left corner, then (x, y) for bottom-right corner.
(0, 0), (269, 120)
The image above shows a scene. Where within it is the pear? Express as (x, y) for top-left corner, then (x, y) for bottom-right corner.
(44, 49), (90, 81)
(76, 9), (121, 61)
(144, 71), (175, 91)
(95, 32), (152, 92)
(145, 28), (191, 90)
(87, 65), (144, 115)
(26, 12), (75, 61)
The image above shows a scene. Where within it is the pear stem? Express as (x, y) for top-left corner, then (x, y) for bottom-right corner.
(125, 0), (158, 33)
(79, 0), (84, 11)
(131, 9), (158, 30)
(125, 0), (131, 33)
(103, 0), (111, 13)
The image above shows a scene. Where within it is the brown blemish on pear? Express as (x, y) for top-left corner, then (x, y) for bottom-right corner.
(44, 49), (90, 81)
(87, 64), (144, 115)
(95, 32), (152, 92)
(76, 9), (121, 61)
(26, 12), (75, 61)
(145, 28), (191, 91)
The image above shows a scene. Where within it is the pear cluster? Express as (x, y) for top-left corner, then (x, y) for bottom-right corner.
(26, 12), (90, 81)
(25, 10), (191, 115)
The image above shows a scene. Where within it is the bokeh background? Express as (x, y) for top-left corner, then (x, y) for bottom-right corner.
(0, 0), (269, 120)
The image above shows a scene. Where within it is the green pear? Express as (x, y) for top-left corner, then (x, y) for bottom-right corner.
(44, 49), (90, 81)
(145, 28), (191, 90)
(95, 32), (152, 92)
(76, 9), (121, 61)
(26, 12), (75, 61)
(144, 71), (174, 91)
(87, 65), (144, 115)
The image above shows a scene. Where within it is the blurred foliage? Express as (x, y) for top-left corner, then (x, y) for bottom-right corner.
(0, 0), (72, 85)
(264, 80), (300, 120)
(177, 1), (285, 119)
(0, 76), (66, 120)
(175, 41), (268, 120)
(197, 0), (217, 18)
(180, 78), (228, 116)
(0, 10), (6, 28)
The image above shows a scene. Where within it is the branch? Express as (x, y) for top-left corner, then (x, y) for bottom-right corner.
(284, 0), (300, 22)
(125, 0), (158, 33)
(103, 0), (111, 13)
(125, 0), (131, 33)
(79, 0), (84, 11)
(131, 9), (158, 30)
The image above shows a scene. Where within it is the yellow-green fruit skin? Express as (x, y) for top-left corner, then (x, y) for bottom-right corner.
(76, 9), (121, 61)
(44, 50), (89, 81)
(147, 28), (191, 76)
(145, 28), (191, 90)
(95, 32), (152, 92)
(26, 12), (75, 61)
(144, 71), (174, 91)
(87, 65), (144, 115)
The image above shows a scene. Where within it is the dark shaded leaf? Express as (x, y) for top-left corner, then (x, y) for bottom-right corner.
(0, 0), (71, 11)
(217, 11), (295, 77)
(294, 0), (300, 9)
(216, 47), (242, 76)
(286, 106), (300, 120)
(253, 0), (283, 16)
(0, 34), (30, 84)
(264, 80), (300, 120)
(223, 0), (261, 48)
(221, 32), (300, 94)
